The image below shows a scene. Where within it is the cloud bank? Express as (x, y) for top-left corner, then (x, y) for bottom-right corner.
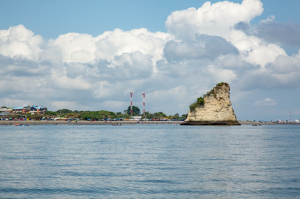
(0, 0), (299, 118)
(254, 98), (277, 106)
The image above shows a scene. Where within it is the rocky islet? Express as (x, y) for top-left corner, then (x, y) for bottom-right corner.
(181, 83), (240, 125)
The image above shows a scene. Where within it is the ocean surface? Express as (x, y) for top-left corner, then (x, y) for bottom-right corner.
(0, 124), (299, 198)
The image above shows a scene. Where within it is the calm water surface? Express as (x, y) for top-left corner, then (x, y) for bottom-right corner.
(0, 124), (299, 198)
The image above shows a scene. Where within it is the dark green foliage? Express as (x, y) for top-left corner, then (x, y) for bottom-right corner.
(197, 97), (204, 105)
(116, 112), (130, 119)
(181, 114), (188, 119)
(203, 89), (215, 98)
(46, 108), (131, 120)
(154, 112), (167, 118)
(79, 110), (116, 120)
(216, 82), (228, 87)
(189, 103), (197, 112)
(145, 111), (167, 119)
(189, 97), (204, 112)
(125, 106), (140, 116)
(189, 82), (229, 112)
(56, 109), (73, 114)
(45, 111), (57, 116)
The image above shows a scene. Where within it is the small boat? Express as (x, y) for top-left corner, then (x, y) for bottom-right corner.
(252, 124), (257, 126)
(14, 124), (23, 126)
(23, 124), (29, 126)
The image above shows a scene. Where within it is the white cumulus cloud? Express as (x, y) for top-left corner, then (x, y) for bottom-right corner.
(0, 25), (44, 60)
(254, 98), (277, 106)
(165, 0), (263, 41)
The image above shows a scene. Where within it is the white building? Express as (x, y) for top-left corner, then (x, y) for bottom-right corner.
(131, 116), (142, 121)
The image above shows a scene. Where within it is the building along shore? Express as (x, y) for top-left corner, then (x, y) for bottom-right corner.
(0, 120), (183, 126)
(1, 120), (299, 126)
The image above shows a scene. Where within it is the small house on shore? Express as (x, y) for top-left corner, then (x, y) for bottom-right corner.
(0, 108), (12, 113)
(130, 116), (142, 121)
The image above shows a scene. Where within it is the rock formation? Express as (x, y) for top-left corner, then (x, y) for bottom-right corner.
(181, 83), (240, 125)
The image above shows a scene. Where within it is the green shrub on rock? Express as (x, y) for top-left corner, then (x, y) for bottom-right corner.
(189, 82), (228, 112)
(197, 97), (204, 105)
(216, 82), (228, 87)
(189, 97), (204, 112)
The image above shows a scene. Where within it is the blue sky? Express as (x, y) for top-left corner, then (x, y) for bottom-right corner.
(1, 0), (300, 39)
(0, 0), (300, 121)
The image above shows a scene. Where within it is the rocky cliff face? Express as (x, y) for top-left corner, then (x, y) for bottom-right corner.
(181, 83), (240, 125)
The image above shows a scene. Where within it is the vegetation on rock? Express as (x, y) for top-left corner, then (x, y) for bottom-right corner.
(189, 97), (204, 111)
(189, 82), (228, 112)
(216, 82), (228, 87)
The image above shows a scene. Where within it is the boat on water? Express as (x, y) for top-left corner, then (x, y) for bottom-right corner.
(252, 124), (257, 126)
(14, 124), (29, 126)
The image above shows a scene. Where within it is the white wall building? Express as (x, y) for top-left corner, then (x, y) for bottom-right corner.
(131, 116), (142, 121)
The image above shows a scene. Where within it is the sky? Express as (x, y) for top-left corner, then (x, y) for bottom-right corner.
(0, 0), (300, 121)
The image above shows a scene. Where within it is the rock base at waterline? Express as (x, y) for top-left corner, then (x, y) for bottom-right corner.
(180, 120), (240, 125)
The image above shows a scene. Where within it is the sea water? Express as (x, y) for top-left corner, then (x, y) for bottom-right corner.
(0, 124), (299, 198)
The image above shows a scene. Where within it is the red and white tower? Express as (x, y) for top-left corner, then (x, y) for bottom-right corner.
(130, 92), (133, 116)
(142, 92), (145, 116)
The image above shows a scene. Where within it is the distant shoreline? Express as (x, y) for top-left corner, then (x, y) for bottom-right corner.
(0, 120), (183, 126)
(239, 121), (300, 125)
(1, 120), (299, 126)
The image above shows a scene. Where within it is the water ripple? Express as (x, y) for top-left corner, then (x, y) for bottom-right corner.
(0, 125), (299, 198)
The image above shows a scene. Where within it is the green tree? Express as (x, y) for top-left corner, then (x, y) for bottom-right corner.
(56, 109), (73, 114)
(79, 110), (116, 120)
(45, 111), (58, 116)
(126, 106), (140, 116)
(30, 113), (43, 120)
(145, 112), (154, 119)
(153, 112), (167, 119)
(26, 113), (31, 119)
(115, 112), (122, 118)
(65, 112), (80, 118)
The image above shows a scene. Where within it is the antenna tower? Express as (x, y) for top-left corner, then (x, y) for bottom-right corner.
(142, 92), (145, 117)
(130, 92), (133, 116)
(290, 111), (291, 122)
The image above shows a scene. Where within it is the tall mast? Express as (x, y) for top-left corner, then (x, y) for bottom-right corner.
(142, 92), (145, 117)
(130, 92), (133, 116)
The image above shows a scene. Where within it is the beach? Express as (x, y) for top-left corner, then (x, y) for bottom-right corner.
(1, 120), (298, 125)
(0, 120), (183, 125)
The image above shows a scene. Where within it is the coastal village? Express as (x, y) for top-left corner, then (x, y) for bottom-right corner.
(0, 106), (299, 125)
(0, 105), (188, 122)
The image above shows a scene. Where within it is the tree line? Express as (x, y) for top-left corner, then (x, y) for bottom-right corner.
(0, 106), (187, 120)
